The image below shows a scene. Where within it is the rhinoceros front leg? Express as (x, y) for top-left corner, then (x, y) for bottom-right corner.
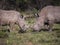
(9, 23), (14, 32)
(17, 23), (26, 33)
(48, 20), (54, 31)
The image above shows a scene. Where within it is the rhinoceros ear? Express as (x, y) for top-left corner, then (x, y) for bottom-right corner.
(34, 13), (39, 17)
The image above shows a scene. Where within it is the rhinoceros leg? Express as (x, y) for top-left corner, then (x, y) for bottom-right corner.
(17, 23), (26, 33)
(48, 20), (54, 31)
(9, 23), (14, 32)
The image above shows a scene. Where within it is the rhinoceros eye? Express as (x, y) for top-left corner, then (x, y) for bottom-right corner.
(20, 15), (23, 18)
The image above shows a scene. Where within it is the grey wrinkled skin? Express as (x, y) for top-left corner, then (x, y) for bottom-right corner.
(31, 6), (60, 32)
(0, 10), (29, 33)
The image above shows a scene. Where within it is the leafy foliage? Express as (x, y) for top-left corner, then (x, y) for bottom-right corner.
(0, 0), (60, 11)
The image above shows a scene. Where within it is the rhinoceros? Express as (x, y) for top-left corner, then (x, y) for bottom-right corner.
(0, 10), (29, 33)
(31, 6), (60, 32)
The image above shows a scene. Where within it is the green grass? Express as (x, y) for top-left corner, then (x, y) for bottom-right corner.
(6, 31), (60, 45)
(0, 12), (60, 45)
(0, 20), (60, 45)
(6, 24), (60, 45)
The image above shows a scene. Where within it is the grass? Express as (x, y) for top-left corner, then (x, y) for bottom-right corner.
(0, 12), (60, 45)
(6, 30), (60, 45)
(6, 22), (60, 45)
